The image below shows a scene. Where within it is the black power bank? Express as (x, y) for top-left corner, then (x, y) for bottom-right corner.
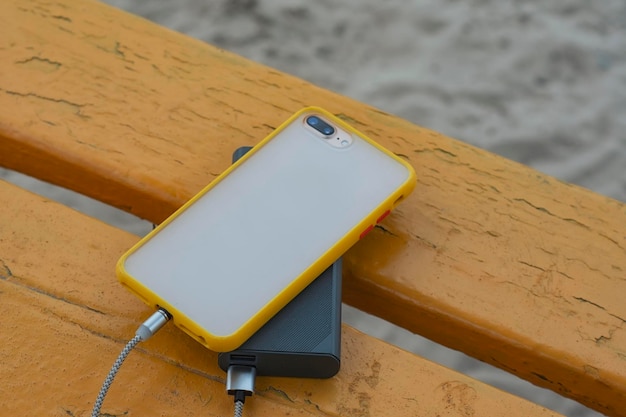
(217, 146), (342, 378)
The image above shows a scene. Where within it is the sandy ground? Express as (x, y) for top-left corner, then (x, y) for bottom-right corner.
(5, 1), (626, 415)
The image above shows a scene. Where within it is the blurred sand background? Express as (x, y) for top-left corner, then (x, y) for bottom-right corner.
(4, 0), (626, 416)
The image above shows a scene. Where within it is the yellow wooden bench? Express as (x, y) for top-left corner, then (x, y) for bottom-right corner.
(1, 1), (625, 416)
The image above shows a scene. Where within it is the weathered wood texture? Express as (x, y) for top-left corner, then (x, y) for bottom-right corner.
(0, 0), (625, 415)
(0, 179), (562, 417)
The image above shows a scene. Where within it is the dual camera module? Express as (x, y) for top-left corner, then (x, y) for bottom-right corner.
(306, 116), (335, 136)
(305, 114), (352, 149)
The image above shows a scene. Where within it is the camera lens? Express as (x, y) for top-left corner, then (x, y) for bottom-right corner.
(306, 115), (335, 136)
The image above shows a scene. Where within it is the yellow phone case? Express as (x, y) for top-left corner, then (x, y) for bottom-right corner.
(117, 107), (416, 352)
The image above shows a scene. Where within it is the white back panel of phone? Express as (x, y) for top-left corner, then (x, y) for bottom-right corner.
(123, 113), (410, 337)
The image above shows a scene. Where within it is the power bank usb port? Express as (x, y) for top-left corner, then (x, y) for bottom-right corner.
(229, 354), (257, 364)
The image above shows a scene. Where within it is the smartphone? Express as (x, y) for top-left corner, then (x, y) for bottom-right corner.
(116, 106), (416, 352)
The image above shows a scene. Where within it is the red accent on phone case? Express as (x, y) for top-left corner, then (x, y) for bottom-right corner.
(376, 210), (391, 224)
(359, 224), (374, 239)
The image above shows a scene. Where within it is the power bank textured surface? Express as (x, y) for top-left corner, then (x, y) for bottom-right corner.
(116, 107), (416, 352)
(219, 147), (341, 378)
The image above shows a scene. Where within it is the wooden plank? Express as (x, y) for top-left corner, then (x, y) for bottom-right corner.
(0, 179), (562, 417)
(0, 0), (624, 415)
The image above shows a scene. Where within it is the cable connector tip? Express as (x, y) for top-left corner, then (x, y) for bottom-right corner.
(227, 365), (256, 403)
(136, 308), (171, 341)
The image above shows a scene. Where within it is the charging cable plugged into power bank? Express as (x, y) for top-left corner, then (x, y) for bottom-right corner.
(221, 258), (342, 415)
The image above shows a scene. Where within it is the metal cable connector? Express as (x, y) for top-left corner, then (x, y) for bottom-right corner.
(135, 308), (171, 341)
(227, 365), (256, 416)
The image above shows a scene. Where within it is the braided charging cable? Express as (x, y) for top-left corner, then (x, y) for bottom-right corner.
(234, 400), (244, 417)
(91, 334), (142, 417)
